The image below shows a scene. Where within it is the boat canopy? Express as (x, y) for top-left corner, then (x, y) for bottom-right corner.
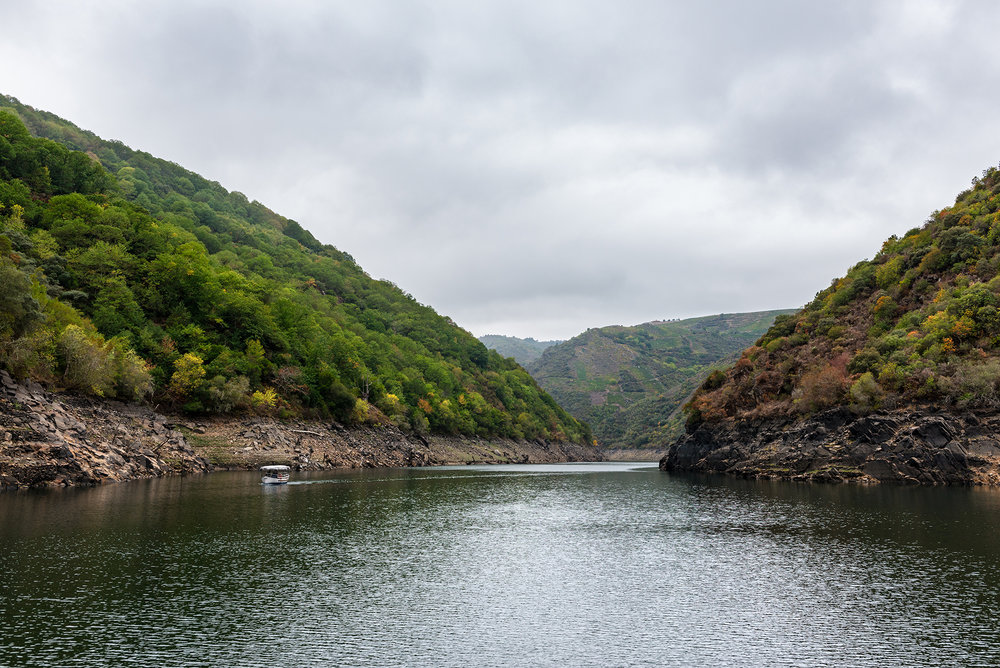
(260, 465), (291, 472)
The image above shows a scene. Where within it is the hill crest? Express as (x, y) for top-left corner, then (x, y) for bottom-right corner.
(0, 95), (591, 445)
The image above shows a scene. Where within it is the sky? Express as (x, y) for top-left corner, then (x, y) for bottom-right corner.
(4, 1), (1000, 340)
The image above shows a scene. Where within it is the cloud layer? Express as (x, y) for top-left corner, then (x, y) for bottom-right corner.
(5, 0), (1000, 338)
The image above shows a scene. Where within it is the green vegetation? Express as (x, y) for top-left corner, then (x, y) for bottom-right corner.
(526, 311), (793, 448)
(0, 96), (590, 444)
(478, 334), (563, 366)
(686, 165), (1000, 428)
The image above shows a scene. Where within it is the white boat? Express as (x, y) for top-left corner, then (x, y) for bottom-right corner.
(260, 465), (291, 485)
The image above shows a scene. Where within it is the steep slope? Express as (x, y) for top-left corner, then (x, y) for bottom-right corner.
(664, 166), (1000, 484)
(0, 95), (591, 446)
(527, 311), (793, 448)
(478, 334), (562, 366)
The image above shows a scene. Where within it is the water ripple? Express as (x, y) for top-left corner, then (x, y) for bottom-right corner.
(2, 464), (999, 666)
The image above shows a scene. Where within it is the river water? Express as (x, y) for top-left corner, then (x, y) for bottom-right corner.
(2, 463), (999, 666)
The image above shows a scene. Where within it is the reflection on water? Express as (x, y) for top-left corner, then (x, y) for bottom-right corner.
(2, 464), (1000, 666)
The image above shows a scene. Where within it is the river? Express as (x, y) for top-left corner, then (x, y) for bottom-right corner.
(2, 463), (999, 666)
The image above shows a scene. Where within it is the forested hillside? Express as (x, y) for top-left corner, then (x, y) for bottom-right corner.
(478, 334), (562, 366)
(527, 311), (792, 448)
(0, 96), (590, 444)
(685, 165), (1000, 429)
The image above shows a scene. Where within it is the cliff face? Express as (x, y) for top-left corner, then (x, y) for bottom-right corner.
(661, 408), (1000, 485)
(0, 372), (602, 489)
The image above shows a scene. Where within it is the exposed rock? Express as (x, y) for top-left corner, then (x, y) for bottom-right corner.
(187, 417), (602, 472)
(598, 447), (666, 462)
(661, 407), (1000, 485)
(0, 370), (603, 489)
(0, 371), (211, 489)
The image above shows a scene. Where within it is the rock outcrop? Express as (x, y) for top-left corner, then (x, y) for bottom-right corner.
(0, 371), (603, 489)
(183, 416), (601, 471)
(0, 371), (211, 488)
(660, 407), (1000, 485)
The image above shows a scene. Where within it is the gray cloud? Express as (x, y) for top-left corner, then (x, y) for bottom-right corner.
(4, 0), (1000, 339)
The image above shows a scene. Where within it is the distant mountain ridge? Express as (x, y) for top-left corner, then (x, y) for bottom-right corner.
(523, 310), (795, 448)
(478, 334), (562, 366)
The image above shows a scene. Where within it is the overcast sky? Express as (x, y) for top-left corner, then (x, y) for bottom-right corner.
(4, 1), (1000, 339)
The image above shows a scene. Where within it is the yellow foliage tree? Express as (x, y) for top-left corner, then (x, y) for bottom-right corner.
(170, 353), (206, 398)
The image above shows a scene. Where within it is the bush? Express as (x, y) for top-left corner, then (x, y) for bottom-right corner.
(58, 324), (114, 396)
(794, 365), (846, 413)
(206, 375), (249, 412)
(1, 329), (55, 381)
(941, 359), (1000, 407)
(765, 337), (786, 353)
(849, 372), (882, 410)
(251, 388), (280, 414)
(0, 260), (43, 340)
(878, 362), (905, 392)
(684, 404), (704, 432)
(353, 398), (371, 423)
(169, 353), (206, 399)
(700, 369), (726, 391)
(111, 342), (153, 401)
(848, 348), (882, 374)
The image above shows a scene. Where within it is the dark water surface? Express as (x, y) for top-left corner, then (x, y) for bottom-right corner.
(2, 463), (1000, 666)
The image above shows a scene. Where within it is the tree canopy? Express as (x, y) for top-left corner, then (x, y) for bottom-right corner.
(0, 96), (590, 444)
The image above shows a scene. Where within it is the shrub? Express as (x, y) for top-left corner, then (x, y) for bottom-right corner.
(794, 365), (846, 413)
(206, 375), (249, 413)
(58, 324), (114, 396)
(1, 329), (55, 381)
(876, 256), (903, 289)
(849, 372), (882, 410)
(250, 388), (280, 414)
(878, 362), (905, 392)
(941, 359), (1000, 407)
(111, 342), (153, 401)
(0, 260), (43, 340)
(353, 398), (371, 423)
(848, 348), (882, 374)
(684, 404), (704, 432)
(765, 337), (786, 353)
(701, 369), (726, 391)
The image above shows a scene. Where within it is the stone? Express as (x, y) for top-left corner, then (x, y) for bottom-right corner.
(848, 415), (899, 444)
(913, 419), (955, 448)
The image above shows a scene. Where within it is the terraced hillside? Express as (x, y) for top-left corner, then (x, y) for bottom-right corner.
(528, 311), (793, 448)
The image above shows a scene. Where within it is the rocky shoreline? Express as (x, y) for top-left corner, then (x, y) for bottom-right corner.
(600, 447), (666, 462)
(661, 406), (1000, 485)
(0, 371), (602, 489)
(0, 371), (212, 488)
